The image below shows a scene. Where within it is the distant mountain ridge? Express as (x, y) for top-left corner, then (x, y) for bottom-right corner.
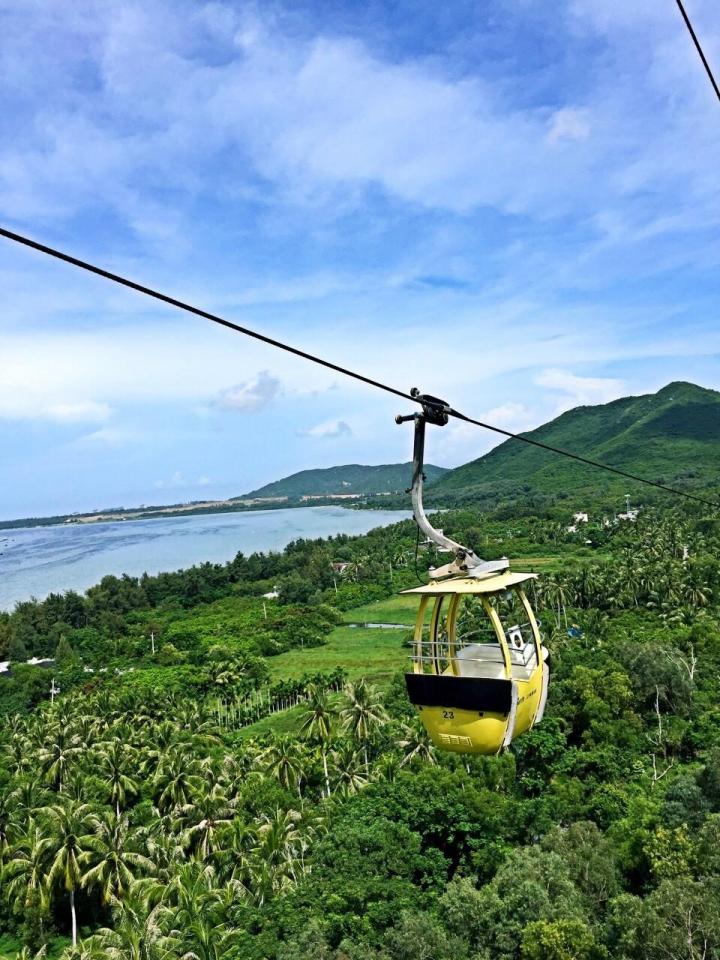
(430, 381), (720, 505)
(239, 462), (447, 500)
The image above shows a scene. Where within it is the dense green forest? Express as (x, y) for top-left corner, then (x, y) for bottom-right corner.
(428, 381), (720, 509)
(2, 494), (720, 960)
(239, 462), (447, 500)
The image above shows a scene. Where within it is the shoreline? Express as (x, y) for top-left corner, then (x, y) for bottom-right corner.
(0, 492), (403, 532)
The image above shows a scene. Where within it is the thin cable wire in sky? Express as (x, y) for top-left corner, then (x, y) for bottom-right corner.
(675, 0), (720, 101)
(0, 225), (717, 509)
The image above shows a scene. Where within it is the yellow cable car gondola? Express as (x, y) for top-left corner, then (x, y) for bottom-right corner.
(397, 390), (550, 755)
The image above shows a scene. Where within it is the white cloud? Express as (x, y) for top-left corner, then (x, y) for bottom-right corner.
(303, 418), (353, 438)
(3, 0), (716, 236)
(0, 393), (111, 424)
(217, 371), (281, 413)
(535, 369), (625, 411)
(431, 401), (538, 466)
(74, 426), (142, 446)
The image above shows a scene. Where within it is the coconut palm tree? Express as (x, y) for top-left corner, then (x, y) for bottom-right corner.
(339, 679), (388, 774)
(329, 743), (367, 796)
(254, 808), (302, 878)
(298, 688), (335, 798)
(40, 801), (94, 947)
(259, 737), (307, 798)
(95, 742), (139, 817)
(0, 789), (22, 861)
(213, 817), (257, 887)
(398, 722), (436, 767)
(85, 883), (172, 960)
(151, 750), (201, 815)
(177, 784), (235, 860)
(82, 811), (155, 904)
(38, 729), (83, 793)
(3, 821), (51, 945)
(167, 914), (240, 960)
(13, 947), (48, 960)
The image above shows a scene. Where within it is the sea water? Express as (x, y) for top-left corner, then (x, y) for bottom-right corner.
(0, 506), (410, 610)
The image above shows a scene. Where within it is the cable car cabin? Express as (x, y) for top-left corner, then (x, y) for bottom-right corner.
(404, 571), (549, 755)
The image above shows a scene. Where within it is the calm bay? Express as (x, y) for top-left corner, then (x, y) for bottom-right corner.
(0, 506), (410, 610)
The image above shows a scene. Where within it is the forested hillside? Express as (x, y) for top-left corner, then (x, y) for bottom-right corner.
(431, 381), (720, 507)
(240, 462), (446, 500)
(2, 493), (720, 959)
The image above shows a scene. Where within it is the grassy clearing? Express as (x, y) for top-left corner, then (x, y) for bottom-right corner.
(237, 704), (307, 740)
(511, 556), (563, 572)
(340, 593), (418, 626)
(240, 595), (413, 738)
(265, 591), (413, 688)
(269, 626), (408, 686)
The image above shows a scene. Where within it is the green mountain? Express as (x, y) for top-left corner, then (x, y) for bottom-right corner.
(431, 381), (720, 506)
(239, 462), (447, 500)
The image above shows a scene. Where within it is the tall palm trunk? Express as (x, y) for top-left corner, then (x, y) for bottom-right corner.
(70, 887), (77, 947)
(322, 749), (330, 798)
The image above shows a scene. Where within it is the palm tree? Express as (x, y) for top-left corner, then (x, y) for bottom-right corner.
(167, 914), (240, 960)
(40, 801), (95, 946)
(82, 811), (155, 904)
(329, 743), (367, 796)
(158, 861), (220, 929)
(13, 947), (48, 960)
(151, 751), (201, 815)
(212, 817), (256, 885)
(340, 679), (388, 774)
(38, 729), (83, 793)
(87, 883), (171, 960)
(398, 722), (436, 767)
(298, 688), (335, 798)
(259, 738), (307, 798)
(9, 780), (52, 830)
(0, 789), (22, 862)
(255, 808), (302, 875)
(3, 821), (51, 945)
(96, 742), (139, 817)
(177, 784), (235, 860)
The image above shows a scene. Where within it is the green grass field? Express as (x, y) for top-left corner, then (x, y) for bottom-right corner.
(268, 625), (409, 685)
(236, 703), (307, 740)
(265, 592), (415, 687)
(340, 593), (419, 626)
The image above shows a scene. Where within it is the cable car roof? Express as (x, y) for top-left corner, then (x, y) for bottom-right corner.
(402, 571), (537, 596)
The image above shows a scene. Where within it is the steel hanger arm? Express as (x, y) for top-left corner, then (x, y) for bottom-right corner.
(397, 389), (509, 580)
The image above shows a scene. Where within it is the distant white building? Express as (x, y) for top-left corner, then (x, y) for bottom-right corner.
(573, 512), (589, 523)
(617, 510), (639, 522)
(566, 525), (578, 534)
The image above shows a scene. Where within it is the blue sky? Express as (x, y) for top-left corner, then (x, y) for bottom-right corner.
(1, 0), (719, 519)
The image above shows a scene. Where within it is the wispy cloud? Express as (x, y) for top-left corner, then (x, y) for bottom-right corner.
(1, 0), (720, 516)
(535, 369), (625, 412)
(217, 371), (281, 413)
(302, 419), (353, 439)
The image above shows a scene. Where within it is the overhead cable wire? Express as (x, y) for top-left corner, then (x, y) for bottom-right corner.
(675, 0), (720, 102)
(0, 225), (718, 510)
